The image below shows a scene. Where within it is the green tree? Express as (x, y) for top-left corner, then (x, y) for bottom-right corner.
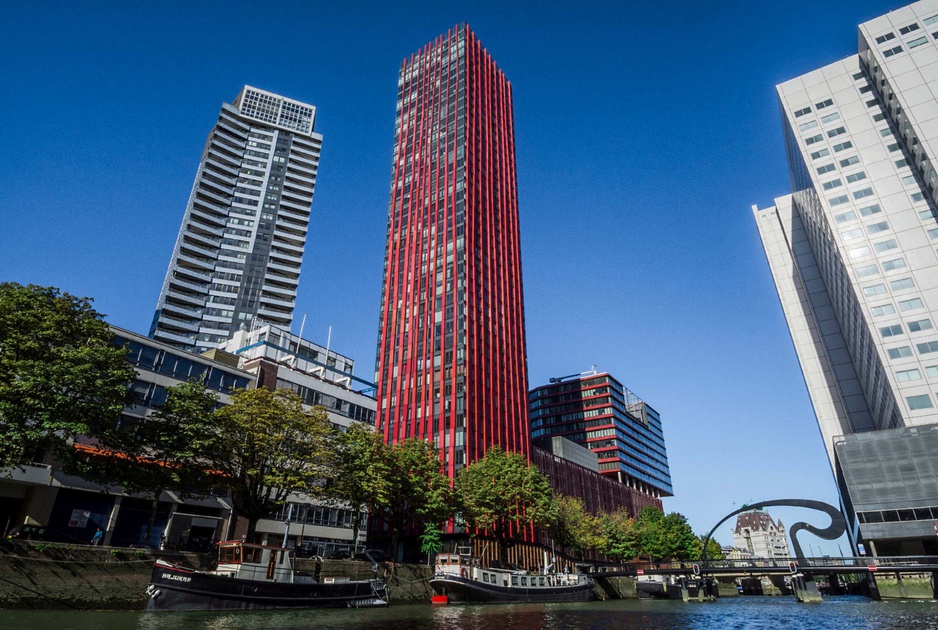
(0, 283), (135, 469)
(635, 507), (698, 562)
(601, 509), (640, 562)
(98, 380), (219, 545)
(691, 535), (726, 561)
(551, 494), (605, 558)
(454, 446), (556, 565)
(208, 388), (337, 537)
(328, 424), (391, 551)
(378, 438), (451, 561)
(636, 506), (668, 560)
(419, 522), (444, 565)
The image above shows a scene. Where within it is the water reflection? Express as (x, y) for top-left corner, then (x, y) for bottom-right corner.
(2, 597), (938, 630)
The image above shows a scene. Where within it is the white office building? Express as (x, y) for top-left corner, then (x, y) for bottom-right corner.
(732, 511), (791, 560)
(221, 324), (377, 554)
(151, 86), (321, 354)
(754, 0), (938, 555)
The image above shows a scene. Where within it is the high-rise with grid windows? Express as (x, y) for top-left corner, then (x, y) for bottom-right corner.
(754, 0), (938, 555)
(374, 25), (530, 478)
(151, 86), (321, 354)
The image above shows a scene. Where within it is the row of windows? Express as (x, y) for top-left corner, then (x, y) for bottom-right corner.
(858, 505), (938, 524)
(879, 318), (932, 338)
(275, 378), (376, 425)
(273, 503), (365, 529)
(863, 277), (915, 297)
(116, 336), (250, 393)
(896, 365), (938, 382)
(887, 341), (938, 359)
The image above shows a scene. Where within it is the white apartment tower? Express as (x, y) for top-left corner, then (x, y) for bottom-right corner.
(151, 86), (321, 353)
(755, 1), (938, 555)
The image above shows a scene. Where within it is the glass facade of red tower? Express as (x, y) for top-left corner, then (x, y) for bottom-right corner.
(375, 25), (529, 478)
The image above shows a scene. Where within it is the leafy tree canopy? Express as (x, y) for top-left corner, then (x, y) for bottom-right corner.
(455, 446), (555, 563)
(328, 423), (392, 549)
(636, 507), (698, 561)
(551, 494), (605, 556)
(0, 283), (135, 469)
(208, 388), (337, 536)
(601, 509), (640, 562)
(379, 437), (452, 557)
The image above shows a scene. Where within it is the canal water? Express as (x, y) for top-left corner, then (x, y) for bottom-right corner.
(1, 597), (936, 629)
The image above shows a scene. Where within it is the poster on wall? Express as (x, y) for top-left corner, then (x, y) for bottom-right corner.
(68, 509), (90, 528)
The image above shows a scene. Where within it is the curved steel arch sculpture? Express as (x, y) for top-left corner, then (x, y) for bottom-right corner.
(701, 499), (847, 563)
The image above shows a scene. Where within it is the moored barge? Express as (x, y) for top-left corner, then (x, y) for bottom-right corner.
(145, 541), (388, 611)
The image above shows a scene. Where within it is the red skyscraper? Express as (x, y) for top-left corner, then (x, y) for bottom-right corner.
(375, 25), (529, 477)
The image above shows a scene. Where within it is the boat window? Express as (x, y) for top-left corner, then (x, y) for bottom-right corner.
(482, 573), (489, 583)
(439, 557), (448, 564)
(243, 547), (263, 563)
(511, 576), (518, 586)
(521, 576), (527, 586)
(219, 545), (240, 563)
(539, 577), (545, 586)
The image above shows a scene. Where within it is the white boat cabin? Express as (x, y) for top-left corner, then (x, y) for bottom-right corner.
(434, 553), (584, 589)
(213, 542), (305, 583)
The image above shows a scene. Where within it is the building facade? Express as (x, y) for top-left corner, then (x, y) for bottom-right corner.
(529, 372), (673, 500)
(374, 25), (529, 477)
(221, 324), (377, 555)
(0, 327), (252, 548)
(732, 510), (791, 560)
(754, 0), (938, 554)
(151, 85), (321, 354)
(0, 325), (377, 557)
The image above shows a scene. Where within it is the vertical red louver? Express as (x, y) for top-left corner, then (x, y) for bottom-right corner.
(375, 25), (529, 478)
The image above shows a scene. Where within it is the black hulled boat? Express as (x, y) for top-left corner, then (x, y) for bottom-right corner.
(145, 541), (388, 611)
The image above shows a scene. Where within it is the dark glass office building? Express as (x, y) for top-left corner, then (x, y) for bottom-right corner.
(529, 372), (673, 499)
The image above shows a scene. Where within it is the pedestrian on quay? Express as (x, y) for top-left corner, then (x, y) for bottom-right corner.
(91, 528), (103, 546)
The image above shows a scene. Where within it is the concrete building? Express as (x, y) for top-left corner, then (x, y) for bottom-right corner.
(754, 0), (938, 555)
(0, 327), (252, 548)
(151, 86), (322, 354)
(732, 510), (791, 560)
(0, 325), (376, 556)
(221, 324), (377, 555)
(529, 371), (673, 501)
(374, 25), (530, 477)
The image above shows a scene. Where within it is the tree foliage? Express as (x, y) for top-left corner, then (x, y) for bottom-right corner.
(208, 388), (337, 536)
(378, 438), (451, 559)
(551, 495), (605, 556)
(328, 423), (391, 549)
(455, 446), (555, 564)
(0, 283), (135, 469)
(635, 507), (698, 561)
(691, 535), (726, 561)
(601, 509), (640, 561)
(99, 380), (219, 544)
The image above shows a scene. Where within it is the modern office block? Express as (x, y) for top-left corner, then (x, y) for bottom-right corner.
(221, 324), (377, 554)
(151, 86), (321, 354)
(529, 372), (673, 499)
(754, 0), (938, 554)
(374, 25), (529, 477)
(0, 327), (252, 548)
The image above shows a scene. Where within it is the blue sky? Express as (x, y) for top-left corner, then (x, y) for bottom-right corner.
(0, 0), (903, 550)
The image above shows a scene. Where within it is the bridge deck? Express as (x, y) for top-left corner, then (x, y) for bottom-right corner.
(586, 556), (938, 578)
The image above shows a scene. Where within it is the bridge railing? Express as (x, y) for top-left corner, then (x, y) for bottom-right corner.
(584, 555), (938, 575)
